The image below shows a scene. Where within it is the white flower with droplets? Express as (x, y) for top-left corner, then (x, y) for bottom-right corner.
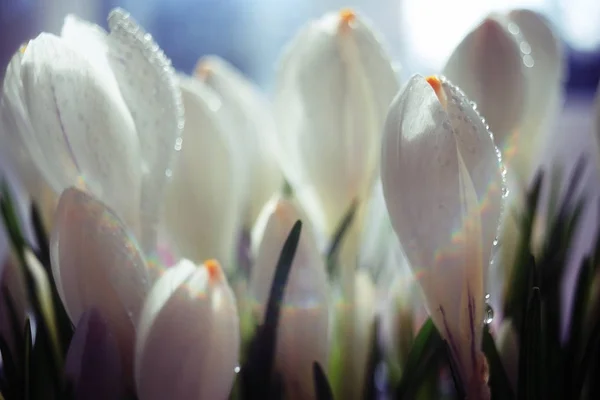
(273, 9), (399, 238)
(381, 75), (504, 397)
(135, 259), (240, 400)
(195, 56), (283, 229)
(0, 8), (183, 253)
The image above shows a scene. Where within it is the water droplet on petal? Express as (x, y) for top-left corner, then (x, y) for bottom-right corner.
(484, 302), (494, 325)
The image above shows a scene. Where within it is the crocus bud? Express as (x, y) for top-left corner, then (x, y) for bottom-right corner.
(273, 9), (399, 237)
(249, 196), (329, 400)
(50, 187), (151, 386)
(381, 75), (504, 397)
(162, 75), (243, 274)
(505, 9), (564, 179)
(195, 56), (283, 228)
(135, 259), (240, 400)
(442, 16), (526, 149)
(1, 9), (184, 251)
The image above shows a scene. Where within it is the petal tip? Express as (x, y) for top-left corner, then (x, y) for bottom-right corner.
(338, 8), (357, 32)
(204, 259), (223, 282)
(425, 75), (447, 109)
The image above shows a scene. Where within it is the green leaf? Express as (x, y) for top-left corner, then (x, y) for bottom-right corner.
(326, 199), (358, 277)
(29, 203), (74, 354)
(313, 362), (334, 400)
(240, 221), (302, 399)
(565, 256), (594, 397)
(395, 318), (444, 399)
(503, 171), (543, 328)
(517, 287), (542, 400)
(24, 319), (31, 400)
(482, 325), (515, 400)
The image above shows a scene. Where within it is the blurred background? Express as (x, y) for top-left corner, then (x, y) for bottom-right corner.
(0, 0), (599, 93)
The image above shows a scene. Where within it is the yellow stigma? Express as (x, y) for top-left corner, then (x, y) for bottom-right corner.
(339, 9), (356, 32)
(340, 9), (356, 24)
(426, 75), (447, 109)
(19, 44), (27, 54)
(204, 259), (222, 282)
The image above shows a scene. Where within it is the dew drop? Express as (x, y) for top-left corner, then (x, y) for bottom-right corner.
(484, 301), (494, 325)
(234, 366), (240, 373)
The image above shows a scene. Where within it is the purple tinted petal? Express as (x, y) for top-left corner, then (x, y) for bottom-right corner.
(65, 308), (123, 400)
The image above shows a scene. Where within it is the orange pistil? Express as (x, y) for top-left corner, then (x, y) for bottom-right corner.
(339, 8), (356, 32)
(195, 62), (212, 80)
(204, 259), (222, 281)
(426, 75), (448, 109)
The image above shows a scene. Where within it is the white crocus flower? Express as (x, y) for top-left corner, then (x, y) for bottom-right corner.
(135, 259), (240, 400)
(505, 9), (564, 180)
(161, 74), (243, 274)
(195, 56), (284, 228)
(0, 9), (184, 253)
(50, 187), (151, 387)
(273, 9), (399, 239)
(442, 16), (526, 152)
(249, 196), (329, 400)
(381, 75), (504, 398)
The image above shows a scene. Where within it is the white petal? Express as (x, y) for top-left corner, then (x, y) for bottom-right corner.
(50, 187), (151, 386)
(381, 74), (499, 386)
(195, 56), (283, 228)
(106, 9), (184, 252)
(274, 9), (399, 236)
(135, 259), (239, 400)
(161, 75), (243, 274)
(442, 17), (526, 146)
(20, 33), (142, 234)
(249, 196), (329, 398)
(358, 180), (394, 271)
(504, 10), (565, 179)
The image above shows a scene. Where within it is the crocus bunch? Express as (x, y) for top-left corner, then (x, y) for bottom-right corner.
(0, 6), (596, 400)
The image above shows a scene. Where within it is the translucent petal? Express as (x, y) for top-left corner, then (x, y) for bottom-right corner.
(505, 9), (565, 179)
(20, 33), (142, 234)
(161, 76), (242, 274)
(135, 259), (239, 400)
(274, 10), (399, 236)
(381, 75), (498, 385)
(50, 188), (151, 385)
(195, 56), (283, 227)
(442, 17), (526, 147)
(107, 9), (184, 252)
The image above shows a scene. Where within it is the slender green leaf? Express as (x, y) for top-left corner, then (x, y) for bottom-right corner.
(482, 325), (515, 400)
(362, 318), (381, 400)
(240, 221), (302, 399)
(1, 286), (24, 370)
(326, 199), (358, 277)
(313, 363), (334, 400)
(517, 287), (542, 400)
(395, 318), (444, 399)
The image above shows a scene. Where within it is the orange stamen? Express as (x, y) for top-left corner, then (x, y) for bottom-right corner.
(340, 9), (356, 24)
(204, 259), (222, 281)
(426, 75), (447, 109)
(195, 62), (212, 80)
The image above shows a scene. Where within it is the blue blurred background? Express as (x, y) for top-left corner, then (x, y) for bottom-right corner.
(0, 0), (599, 94)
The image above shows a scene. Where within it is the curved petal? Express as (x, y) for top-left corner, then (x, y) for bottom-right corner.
(504, 10), (565, 179)
(274, 9), (399, 236)
(195, 56), (283, 228)
(20, 33), (142, 234)
(106, 9), (184, 252)
(161, 75), (242, 274)
(381, 74), (500, 389)
(442, 17), (526, 147)
(50, 187), (151, 387)
(135, 259), (239, 400)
